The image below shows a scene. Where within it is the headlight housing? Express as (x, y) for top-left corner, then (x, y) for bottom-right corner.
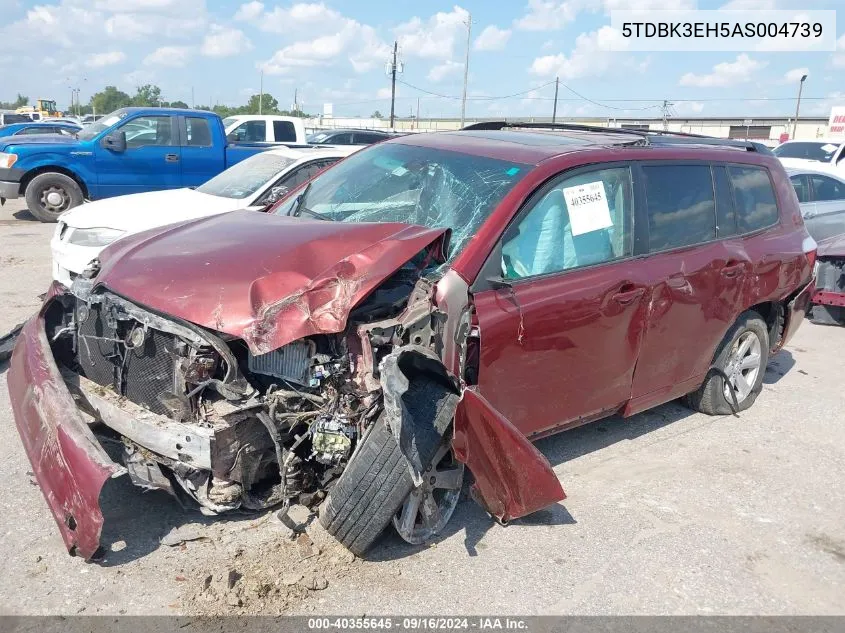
(66, 227), (126, 247)
(0, 152), (18, 169)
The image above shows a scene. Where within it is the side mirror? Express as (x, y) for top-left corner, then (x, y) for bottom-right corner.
(102, 131), (126, 152)
(226, 132), (238, 143)
(265, 185), (289, 204)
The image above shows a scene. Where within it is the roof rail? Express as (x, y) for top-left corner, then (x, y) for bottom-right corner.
(460, 120), (771, 153)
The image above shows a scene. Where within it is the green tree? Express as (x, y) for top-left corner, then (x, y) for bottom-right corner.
(169, 100), (189, 109)
(371, 110), (383, 119)
(245, 93), (279, 114)
(0, 93), (29, 110)
(89, 86), (132, 114)
(131, 84), (163, 107)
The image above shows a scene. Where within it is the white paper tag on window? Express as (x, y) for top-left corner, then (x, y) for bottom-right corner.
(821, 143), (839, 153)
(562, 181), (613, 236)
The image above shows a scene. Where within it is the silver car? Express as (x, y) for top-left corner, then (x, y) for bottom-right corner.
(787, 168), (845, 242)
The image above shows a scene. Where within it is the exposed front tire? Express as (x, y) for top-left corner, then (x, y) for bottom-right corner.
(685, 311), (769, 416)
(319, 378), (459, 556)
(24, 172), (84, 222)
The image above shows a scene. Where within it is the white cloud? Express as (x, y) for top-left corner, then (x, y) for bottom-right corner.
(85, 50), (125, 67)
(428, 60), (463, 82)
(234, 0), (263, 20)
(679, 54), (767, 88)
(201, 24), (252, 57)
(515, 0), (694, 31)
(260, 18), (389, 75)
(144, 45), (192, 67)
(376, 87), (393, 99)
(396, 6), (469, 59)
(250, 2), (347, 33)
(474, 25), (511, 51)
(782, 67), (809, 83)
(528, 26), (627, 80)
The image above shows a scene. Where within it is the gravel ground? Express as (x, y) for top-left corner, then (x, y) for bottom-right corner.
(0, 198), (843, 616)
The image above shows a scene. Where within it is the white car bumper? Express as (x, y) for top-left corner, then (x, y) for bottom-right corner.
(50, 231), (104, 287)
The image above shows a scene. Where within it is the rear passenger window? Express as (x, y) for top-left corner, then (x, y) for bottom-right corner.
(273, 120), (296, 142)
(714, 166), (737, 237)
(790, 174), (810, 203)
(643, 165), (716, 252)
(185, 117), (212, 147)
(728, 166), (778, 233)
(501, 166), (633, 279)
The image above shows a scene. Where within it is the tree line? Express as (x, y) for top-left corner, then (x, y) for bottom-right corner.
(2, 86), (310, 118)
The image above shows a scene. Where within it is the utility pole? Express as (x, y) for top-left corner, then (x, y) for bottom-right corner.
(792, 73), (808, 139)
(460, 13), (472, 128)
(191, 86), (194, 109)
(389, 41), (398, 128)
(416, 97), (420, 129)
(661, 99), (674, 130)
(552, 76), (559, 124)
(259, 70), (264, 115)
(294, 88), (298, 113)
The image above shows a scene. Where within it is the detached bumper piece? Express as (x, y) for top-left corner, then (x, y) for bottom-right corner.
(811, 258), (845, 325)
(8, 315), (125, 559)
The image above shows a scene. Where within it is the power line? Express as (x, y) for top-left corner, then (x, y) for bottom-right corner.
(396, 78), (556, 101)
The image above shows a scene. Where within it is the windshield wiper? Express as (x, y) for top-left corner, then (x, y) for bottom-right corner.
(290, 183), (334, 221)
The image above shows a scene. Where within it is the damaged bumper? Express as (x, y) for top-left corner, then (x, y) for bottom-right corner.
(8, 310), (125, 559)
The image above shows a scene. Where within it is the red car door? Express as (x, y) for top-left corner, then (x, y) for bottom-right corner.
(627, 163), (750, 412)
(471, 164), (651, 439)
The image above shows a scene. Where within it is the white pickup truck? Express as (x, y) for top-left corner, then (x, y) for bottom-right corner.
(223, 115), (308, 144)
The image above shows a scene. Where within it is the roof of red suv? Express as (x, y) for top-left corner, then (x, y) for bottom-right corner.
(389, 125), (773, 165)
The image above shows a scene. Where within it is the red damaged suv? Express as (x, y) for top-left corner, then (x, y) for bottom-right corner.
(8, 123), (816, 559)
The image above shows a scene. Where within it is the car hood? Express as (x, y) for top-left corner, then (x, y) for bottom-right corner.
(94, 210), (448, 354)
(816, 234), (845, 258)
(60, 188), (244, 232)
(0, 134), (81, 150)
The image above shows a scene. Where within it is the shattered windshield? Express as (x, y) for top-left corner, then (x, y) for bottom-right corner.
(275, 142), (531, 257)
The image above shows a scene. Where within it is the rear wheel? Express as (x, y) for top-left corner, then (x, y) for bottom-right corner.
(25, 172), (84, 222)
(685, 311), (769, 415)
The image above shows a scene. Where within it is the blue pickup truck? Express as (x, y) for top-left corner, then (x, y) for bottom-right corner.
(0, 107), (276, 222)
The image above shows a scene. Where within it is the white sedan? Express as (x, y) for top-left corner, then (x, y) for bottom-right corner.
(774, 139), (845, 176)
(51, 145), (360, 286)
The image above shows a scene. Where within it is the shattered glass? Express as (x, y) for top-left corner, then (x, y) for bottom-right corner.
(276, 143), (531, 258)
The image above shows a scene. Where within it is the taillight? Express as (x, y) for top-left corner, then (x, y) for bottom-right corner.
(803, 235), (817, 271)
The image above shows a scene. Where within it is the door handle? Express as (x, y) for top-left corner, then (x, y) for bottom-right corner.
(612, 285), (645, 305)
(165, 153), (179, 163)
(721, 261), (745, 278)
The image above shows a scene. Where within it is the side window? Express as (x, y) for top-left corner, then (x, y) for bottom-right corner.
(501, 166), (633, 279)
(810, 174), (845, 202)
(273, 120), (296, 142)
(643, 164), (716, 252)
(728, 165), (779, 233)
(123, 116), (174, 148)
(330, 133), (353, 145)
(790, 174), (810, 203)
(185, 117), (212, 147)
(714, 166), (738, 237)
(228, 120), (266, 142)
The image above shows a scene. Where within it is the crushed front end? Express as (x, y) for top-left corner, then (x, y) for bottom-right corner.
(13, 248), (461, 557)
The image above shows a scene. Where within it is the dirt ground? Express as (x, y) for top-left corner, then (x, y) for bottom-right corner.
(0, 198), (843, 616)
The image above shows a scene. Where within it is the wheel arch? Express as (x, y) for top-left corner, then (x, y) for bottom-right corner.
(20, 166), (89, 199)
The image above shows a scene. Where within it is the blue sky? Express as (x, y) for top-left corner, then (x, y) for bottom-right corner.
(0, 0), (842, 119)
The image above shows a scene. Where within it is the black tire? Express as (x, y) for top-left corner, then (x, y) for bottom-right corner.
(685, 310), (769, 416)
(24, 172), (84, 222)
(319, 378), (458, 556)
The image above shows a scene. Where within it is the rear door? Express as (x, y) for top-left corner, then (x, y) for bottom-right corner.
(628, 162), (749, 411)
(472, 163), (651, 438)
(178, 115), (223, 188)
(96, 114), (181, 197)
(807, 173), (845, 241)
